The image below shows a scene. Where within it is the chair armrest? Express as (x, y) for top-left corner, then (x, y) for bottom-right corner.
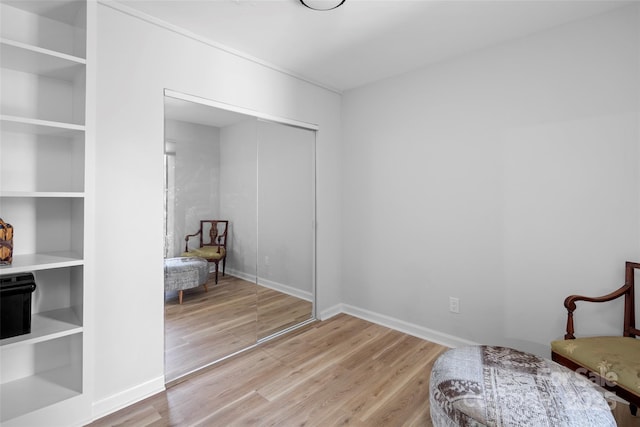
(563, 283), (632, 339)
(184, 230), (202, 252)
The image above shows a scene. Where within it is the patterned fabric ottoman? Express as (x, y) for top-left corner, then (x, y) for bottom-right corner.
(429, 346), (615, 426)
(164, 257), (209, 304)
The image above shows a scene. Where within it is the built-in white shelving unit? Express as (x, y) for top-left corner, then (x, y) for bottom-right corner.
(0, 0), (92, 425)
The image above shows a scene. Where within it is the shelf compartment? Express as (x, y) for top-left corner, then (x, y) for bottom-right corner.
(0, 1), (86, 59)
(0, 38), (85, 81)
(0, 334), (83, 422)
(0, 308), (82, 349)
(1, 0), (87, 28)
(0, 198), (84, 258)
(0, 64), (86, 125)
(1, 121), (85, 193)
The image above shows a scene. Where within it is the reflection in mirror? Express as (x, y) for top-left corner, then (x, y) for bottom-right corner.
(163, 97), (258, 382)
(257, 121), (315, 339)
(163, 93), (316, 383)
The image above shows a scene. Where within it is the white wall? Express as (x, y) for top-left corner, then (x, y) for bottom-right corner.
(94, 3), (341, 416)
(342, 5), (640, 357)
(257, 121), (315, 297)
(165, 119), (220, 257)
(219, 119), (258, 277)
(219, 119), (315, 299)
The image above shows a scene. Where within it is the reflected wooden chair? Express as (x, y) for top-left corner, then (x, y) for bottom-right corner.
(551, 261), (640, 415)
(181, 220), (228, 284)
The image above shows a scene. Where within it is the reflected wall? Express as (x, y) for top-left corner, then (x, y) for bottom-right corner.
(257, 121), (315, 339)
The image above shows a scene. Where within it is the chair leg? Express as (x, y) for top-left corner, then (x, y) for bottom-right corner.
(222, 257), (226, 277)
(179, 290), (183, 304)
(631, 403), (638, 416)
(203, 283), (208, 292)
(214, 261), (219, 284)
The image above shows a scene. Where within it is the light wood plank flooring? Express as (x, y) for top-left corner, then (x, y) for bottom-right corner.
(90, 314), (448, 426)
(165, 274), (312, 382)
(92, 313), (639, 426)
(257, 286), (312, 339)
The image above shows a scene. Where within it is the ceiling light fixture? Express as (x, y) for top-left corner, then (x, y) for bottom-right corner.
(300, 0), (345, 11)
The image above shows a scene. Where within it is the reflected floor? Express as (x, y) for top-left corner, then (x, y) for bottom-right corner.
(165, 274), (312, 383)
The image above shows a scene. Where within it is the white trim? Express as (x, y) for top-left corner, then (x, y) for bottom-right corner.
(343, 304), (479, 348)
(91, 376), (165, 422)
(164, 89), (319, 131)
(320, 303), (478, 349)
(319, 303), (343, 321)
(258, 277), (313, 302)
(225, 268), (255, 284)
(225, 269), (312, 302)
(98, 0), (342, 95)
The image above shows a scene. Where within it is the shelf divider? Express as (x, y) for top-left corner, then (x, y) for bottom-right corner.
(0, 252), (84, 275)
(0, 191), (85, 198)
(0, 308), (82, 349)
(0, 115), (85, 136)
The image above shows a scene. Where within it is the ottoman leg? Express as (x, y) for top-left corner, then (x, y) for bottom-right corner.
(179, 290), (183, 305)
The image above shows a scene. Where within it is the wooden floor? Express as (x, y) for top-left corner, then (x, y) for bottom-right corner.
(165, 274), (312, 382)
(93, 312), (639, 427)
(90, 314), (448, 426)
(257, 286), (313, 339)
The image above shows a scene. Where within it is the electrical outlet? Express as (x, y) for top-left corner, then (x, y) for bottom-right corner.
(449, 297), (460, 314)
(264, 256), (270, 266)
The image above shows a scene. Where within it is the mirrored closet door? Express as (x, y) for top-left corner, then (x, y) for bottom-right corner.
(163, 91), (315, 383)
(257, 121), (315, 340)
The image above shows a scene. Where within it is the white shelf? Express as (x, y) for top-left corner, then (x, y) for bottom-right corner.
(0, 308), (82, 349)
(0, 191), (85, 198)
(0, 0), (90, 424)
(0, 38), (85, 81)
(0, 363), (82, 423)
(0, 114), (85, 135)
(0, 252), (83, 274)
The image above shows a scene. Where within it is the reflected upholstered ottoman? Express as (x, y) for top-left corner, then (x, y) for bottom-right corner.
(164, 257), (209, 304)
(429, 346), (615, 426)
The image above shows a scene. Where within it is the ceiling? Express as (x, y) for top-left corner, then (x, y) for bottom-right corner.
(117, 0), (632, 92)
(165, 96), (254, 128)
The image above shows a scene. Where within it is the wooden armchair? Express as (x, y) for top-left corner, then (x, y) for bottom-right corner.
(181, 220), (228, 284)
(551, 261), (640, 415)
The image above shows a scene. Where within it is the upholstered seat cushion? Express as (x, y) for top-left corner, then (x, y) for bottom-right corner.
(182, 246), (225, 260)
(551, 336), (640, 396)
(429, 345), (615, 426)
(164, 256), (209, 292)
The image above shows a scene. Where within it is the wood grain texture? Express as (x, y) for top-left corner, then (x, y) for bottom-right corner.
(91, 313), (637, 426)
(89, 314), (448, 426)
(164, 274), (312, 382)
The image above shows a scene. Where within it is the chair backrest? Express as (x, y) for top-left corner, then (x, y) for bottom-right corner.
(200, 220), (228, 249)
(624, 261), (639, 337)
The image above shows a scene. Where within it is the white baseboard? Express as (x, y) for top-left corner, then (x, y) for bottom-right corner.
(318, 303), (343, 321)
(226, 268), (254, 283)
(91, 375), (165, 422)
(320, 303), (477, 349)
(258, 277), (313, 302)
(226, 268), (313, 302)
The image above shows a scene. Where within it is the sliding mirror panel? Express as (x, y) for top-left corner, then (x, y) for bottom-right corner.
(164, 95), (258, 382)
(257, 120), (315, 340)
